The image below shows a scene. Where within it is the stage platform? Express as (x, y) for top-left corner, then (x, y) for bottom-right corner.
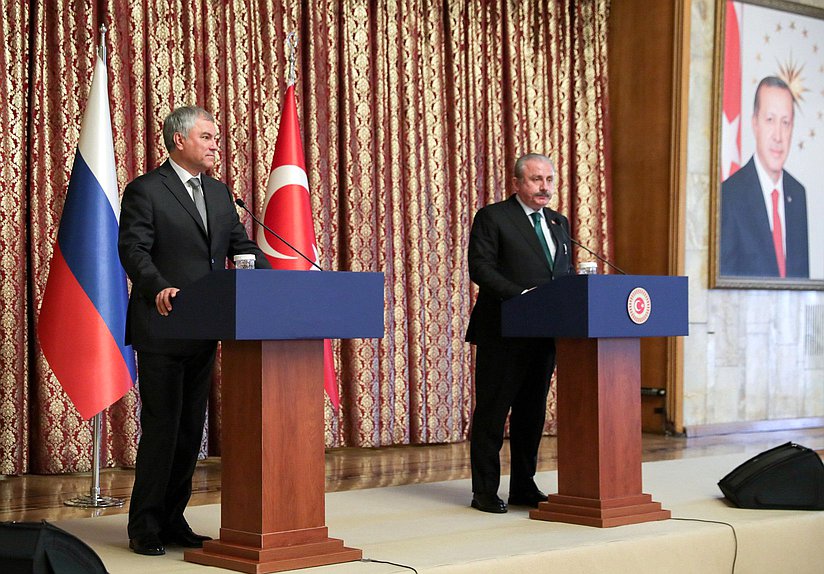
(54, 452), (823, 573)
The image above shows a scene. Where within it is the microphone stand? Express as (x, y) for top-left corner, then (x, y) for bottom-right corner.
(551, 219), (627, 275)
(568, 237), (627, 275)
(235, 199), (323, 272)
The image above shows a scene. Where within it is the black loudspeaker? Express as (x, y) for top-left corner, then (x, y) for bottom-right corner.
(0, 521), (107, 574)
(718, 441), (824, 510)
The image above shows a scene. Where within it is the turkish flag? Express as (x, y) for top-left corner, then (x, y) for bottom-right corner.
(721, 1), (742, 180)
(259, 83), (340, 410)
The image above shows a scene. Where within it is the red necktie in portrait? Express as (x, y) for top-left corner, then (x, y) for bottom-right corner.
(771, 189), (786, 278)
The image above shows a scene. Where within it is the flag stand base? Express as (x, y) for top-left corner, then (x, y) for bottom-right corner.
(64, 494), (124, 508)
(62, 413), (124, 508)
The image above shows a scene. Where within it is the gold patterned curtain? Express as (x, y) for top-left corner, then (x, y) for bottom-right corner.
(0, 0), (31, 475)
(0, 0), (611, 475)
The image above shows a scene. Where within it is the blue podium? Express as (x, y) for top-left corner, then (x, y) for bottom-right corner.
(502, 274), (688, 527)
(150, 270), (383, 572)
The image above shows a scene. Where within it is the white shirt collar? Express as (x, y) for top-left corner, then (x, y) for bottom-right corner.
(513, 195), (556, 258)
(514, 194), (542, 217)
(752, 153), (784, 196)
(168, 157), (201, 188)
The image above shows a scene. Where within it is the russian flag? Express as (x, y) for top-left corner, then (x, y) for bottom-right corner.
(38, 52), (135, 420)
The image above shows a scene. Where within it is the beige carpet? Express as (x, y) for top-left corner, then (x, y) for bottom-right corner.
(54, 453), (824, 574)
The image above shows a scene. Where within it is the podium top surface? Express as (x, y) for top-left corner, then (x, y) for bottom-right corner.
(150, 269), (384, 341)
(501, 274), (688, 339)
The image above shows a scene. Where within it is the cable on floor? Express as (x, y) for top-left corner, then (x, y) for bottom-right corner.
(671, 516), (738, 574)
(361, 557), (419, 573)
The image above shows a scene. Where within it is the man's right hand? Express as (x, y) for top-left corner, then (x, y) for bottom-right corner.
(155, 287), (180, 316)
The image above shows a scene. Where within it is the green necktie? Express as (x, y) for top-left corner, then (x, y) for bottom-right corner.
(530, 211), (554, 269)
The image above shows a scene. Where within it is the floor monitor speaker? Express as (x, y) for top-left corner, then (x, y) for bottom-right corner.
(0, 520), (107, 574)
(718, 441), (824, 510)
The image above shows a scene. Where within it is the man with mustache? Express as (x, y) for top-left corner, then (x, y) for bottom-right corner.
(720, 76), (809, 278)
(465, 153), (574, 513)
(119, 106), (269, 555)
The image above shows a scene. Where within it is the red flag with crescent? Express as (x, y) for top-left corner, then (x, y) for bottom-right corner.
(722, 0), (742, 180)
(259, 83), (340, 411)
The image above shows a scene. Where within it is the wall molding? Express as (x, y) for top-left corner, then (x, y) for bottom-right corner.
(685, 417), (824, 437)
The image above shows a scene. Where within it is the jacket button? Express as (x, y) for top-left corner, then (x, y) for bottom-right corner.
(210, 258), (215, 265)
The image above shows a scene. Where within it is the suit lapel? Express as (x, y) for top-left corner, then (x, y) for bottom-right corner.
(742, 160), (775, 257)
(202, 176), (225, 252)
(543, 208), (565, 274)
(782, 172), (808, 276)
(503, 196), (552, 271)
(159, 160), (209, 238)
(542, 208), (561, 250)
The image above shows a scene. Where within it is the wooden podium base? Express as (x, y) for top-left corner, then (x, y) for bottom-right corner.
(184, 527), (361, 574)
(183, 341), (362, 573)
(537, 338), (671, 528)
(530, 493), (671, 528)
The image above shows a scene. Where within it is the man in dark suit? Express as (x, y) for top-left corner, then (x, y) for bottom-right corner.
(119, 106), (269, 555)
(465, 153), (574, 513)
(720, 76), (808, 278)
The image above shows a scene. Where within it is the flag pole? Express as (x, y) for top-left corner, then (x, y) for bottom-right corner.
(286, 31), (297, 86)
(63, 23), (124, 509)
(64, 412), (123, 507)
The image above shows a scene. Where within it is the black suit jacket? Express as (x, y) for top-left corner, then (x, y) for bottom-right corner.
(118, 160), (269, 354)
(720, 157), (809, 278)
(465, 195), (574, 345)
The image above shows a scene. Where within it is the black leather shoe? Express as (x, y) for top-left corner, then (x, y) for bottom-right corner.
(162, 530), (212, 548)
(129, 535), (165, 556)
(508, 488), (548, 508)
(471, 493), (507, 513)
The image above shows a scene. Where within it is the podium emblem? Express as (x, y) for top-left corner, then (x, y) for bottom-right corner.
(627, 287), (651, 324)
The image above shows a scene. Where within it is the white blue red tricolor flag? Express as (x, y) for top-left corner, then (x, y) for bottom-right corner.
(38, 51), (135, 420)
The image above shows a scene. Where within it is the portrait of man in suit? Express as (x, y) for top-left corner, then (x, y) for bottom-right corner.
(720, 76), (809, 279)
(118, 106), (269, 556)
(465, 153), (574, 514)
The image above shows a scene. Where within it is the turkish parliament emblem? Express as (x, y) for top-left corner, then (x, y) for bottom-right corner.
(627, 288), (652, 325)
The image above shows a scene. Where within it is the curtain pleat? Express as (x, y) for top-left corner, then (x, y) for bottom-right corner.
(0, 0), (31, 475)
(1, 0), (611, 474)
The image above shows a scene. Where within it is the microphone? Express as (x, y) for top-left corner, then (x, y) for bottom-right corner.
(550, 216), (627, 275)
(234, 198), (323, 271)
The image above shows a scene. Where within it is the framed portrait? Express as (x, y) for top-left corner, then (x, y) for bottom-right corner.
(711, 0), (824, 289)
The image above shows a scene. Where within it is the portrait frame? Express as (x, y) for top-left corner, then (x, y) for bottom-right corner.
(710, 0), (824, 289)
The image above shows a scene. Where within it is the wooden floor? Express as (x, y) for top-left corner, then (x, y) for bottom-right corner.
(1, 428), (822, 524)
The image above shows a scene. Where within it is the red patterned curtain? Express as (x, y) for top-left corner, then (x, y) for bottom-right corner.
(0, 0), (611, 475)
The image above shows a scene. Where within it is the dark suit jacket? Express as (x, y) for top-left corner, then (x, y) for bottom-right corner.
(465, 195), (574, 345)
(118, 160), (269, 354)
(720, 157), (809, 278)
